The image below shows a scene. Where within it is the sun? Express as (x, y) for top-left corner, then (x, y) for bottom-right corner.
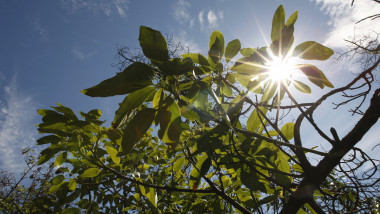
(265, 56), (296, 83)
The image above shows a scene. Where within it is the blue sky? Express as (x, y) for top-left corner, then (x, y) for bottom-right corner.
(0, 0), (379, 172)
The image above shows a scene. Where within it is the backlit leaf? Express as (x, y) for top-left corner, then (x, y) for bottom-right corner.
(298, 64), (333, 89)
(106, 146), (120, 164)
(271, 5), (285, 42)
(208, 31), (225, 65)
(225, 39), (241, 63)
(293, 80), (311, 93)
(281, 122), (295, 140)
(80, 168), (100, 178)
(293, 41), (334, 60)
(120, 108), (156, 154)
(113, 86), (156, 128)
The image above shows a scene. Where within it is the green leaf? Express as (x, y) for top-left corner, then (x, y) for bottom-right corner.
(231, 63), (264, 76)
(106, 146), (120, 164)
(82, 62), (154, 97)
(120, 108), (156, 154)
(139, 26), (168, 63)
(80, 168), (100, 178)
(182, 53), (210, 66)
(240, 48), (256, 57)
(68, 179), (77, 191)
(240, 167), (266, 192)
(157, 97), (182, 144)
(281, 123), (295, 140)
(51, 175), (65, 185)
(140, 186), (157, 208)
(286, 11), (298, 26)
(113, 86), (156, 128)
(232, 73), (262, 94)
(52, 103), (78, 121)
(37, 148), (60, 165)
(298, 64), (334, 88)
(293, 80), (311, 93)
(158, 58), (193, 76)
(37, 135), (61, 145)
(173, 157), (185, 173)
(208, 31), (225, 65)
(61, 208), (80, 214)
(226, 73), (236, 84)
(54, 152), (67, 168)
(225, 39), (241, 63)
(271, 5), (285, 42)
(293, 41), (334, 60)
(190, 153), (211, 190)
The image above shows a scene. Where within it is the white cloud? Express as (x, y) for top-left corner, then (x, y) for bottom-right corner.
(72, 47), (97, 61)
(0, 76), (38, 172)
(207, 10), (224, 29)
(61, 0), (129, 17)
(198, 10), (204, 31)
(30, 17), (49, 41)
(313, 0), (380, 49)
(173, 0), (191, 24)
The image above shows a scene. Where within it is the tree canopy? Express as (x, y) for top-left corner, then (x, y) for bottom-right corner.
(9, 4), (380, 214)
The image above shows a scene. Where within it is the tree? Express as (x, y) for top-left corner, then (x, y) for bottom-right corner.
(31, 5), (380, 213)
(0, 149), (57, 213)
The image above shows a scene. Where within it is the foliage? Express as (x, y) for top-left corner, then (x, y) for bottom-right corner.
(27, 4), (380, 213)
(0, 150), (57, 213)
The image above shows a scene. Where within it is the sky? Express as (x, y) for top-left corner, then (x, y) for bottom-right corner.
(0, 0), (379, 173)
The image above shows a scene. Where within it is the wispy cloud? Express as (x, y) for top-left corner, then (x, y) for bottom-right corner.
(72, 47), (97, 61)
(0, 75), (38, 172)
(30, 17), (49, 41)
(313, 0), (380, 49)
(173, 0), (191, 24)
(198, 10), (224, 30)
(61, 0), (129, 17)
(198, 10), (204, 30)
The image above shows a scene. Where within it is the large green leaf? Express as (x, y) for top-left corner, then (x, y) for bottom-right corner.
(208, 31), (225, 65)
(231, 63), (264, 76)
(285, 11), (298, 27)
(120, 108), (156, 154)
(157, 97), (182, 144)
(182, 53), (210, 66)
(240, 166), (266, 192)
(225, 39), (241, 63)
(158, 58), (193, 76)
(189, 153), (211, 190)
(80, 168), (101, 178)
(271, 5), (285, 42)
(140, 185), (157, 208)
(113, 86), (156, 128)
(139, 26), (168, 63)
(106, 146), (120, 164)
(37, 135), (61, 145)
(293, 41), (334, 60)
(298, 64), (334, 88)
(293, 80), (311, 94)
(281, 122), (295, 140)
(82, 62), (154, 97)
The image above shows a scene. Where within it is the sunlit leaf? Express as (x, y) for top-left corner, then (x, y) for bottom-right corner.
(298, 64), (333, 88)
(190, 153), (211, 190)
(271, 5), (285, 42)
(68, 179), (77, 191)
(281, 122), (295, 140)
(240, 48), (256, 58)
(182, 53), (210, 66)
(113, 86), (156, 128)
(80, 168), (100, 178)
(106, 146), (120, 164)
(120, 108), (156, 154)
(293, 41), (334, 60)
(208, 31), (225, 65)
(293, 80), (311, 93)
(225, 39), (241, 63)
(285, 11), (298, 26)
